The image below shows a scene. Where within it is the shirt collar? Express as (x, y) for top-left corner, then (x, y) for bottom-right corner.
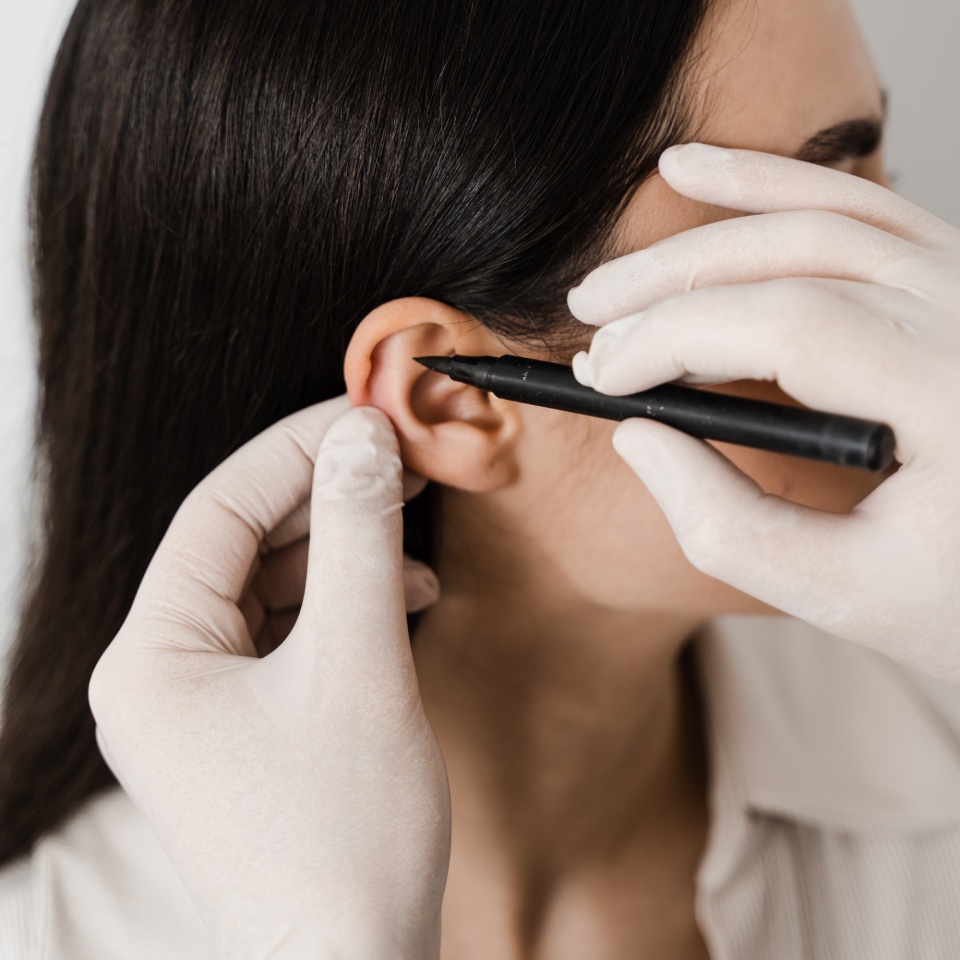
(693, 614), (960, 836)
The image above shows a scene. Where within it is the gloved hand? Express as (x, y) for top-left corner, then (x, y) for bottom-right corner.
(569, 143), (960, 684)
(89, 395), (450, 959)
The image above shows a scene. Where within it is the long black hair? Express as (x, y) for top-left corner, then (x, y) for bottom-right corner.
(0, 0), (712, 864)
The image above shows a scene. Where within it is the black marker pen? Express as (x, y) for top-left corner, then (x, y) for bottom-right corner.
(415, 354), (895, 472)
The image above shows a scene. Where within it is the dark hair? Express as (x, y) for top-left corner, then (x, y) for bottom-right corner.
(0, 0), (712, 865)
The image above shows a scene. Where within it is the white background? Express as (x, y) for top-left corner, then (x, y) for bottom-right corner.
(1, 1), (959, 661)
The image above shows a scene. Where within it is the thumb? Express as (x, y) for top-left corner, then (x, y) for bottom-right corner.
(612, 418), (857, 624)
(289, 405), (409, 661)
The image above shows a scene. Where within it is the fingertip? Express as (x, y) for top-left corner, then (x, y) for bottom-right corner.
(659, 141), (734, 170)
(658, 142), (740, 203)
(612, 420), (732, 513)
(324, 402), (395, 442)
(567, 283), (599, 324)
(313, 405), (403, 504)
(612, 418), (679, 469)
(403, 558), (441, 613)
(657, 142), (692, 170)
(402, 468), (430, 502)
(581, 315), (655, 397)
(299, 405), (407, 636)
(572, 351), (594, 388)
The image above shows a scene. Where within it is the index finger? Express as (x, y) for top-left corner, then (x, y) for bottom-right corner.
(568, 145), (960, 327)
(657, 144), (959, 249)
(566, 209), (922, 326)
(137, 393), (353, 609)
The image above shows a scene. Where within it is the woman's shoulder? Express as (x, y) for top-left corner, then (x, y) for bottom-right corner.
(0, 787), (214, 960)
(694, 616), (960, 957)
(0, 854), (35, 959)
(696, 613), (960, 829)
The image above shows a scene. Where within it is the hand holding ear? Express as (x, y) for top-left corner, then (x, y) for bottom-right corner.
(89, 395), (450, 959)
(570, 144), (960, 684)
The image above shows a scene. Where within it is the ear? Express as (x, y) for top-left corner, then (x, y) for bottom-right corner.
(343, 297), (523, 493)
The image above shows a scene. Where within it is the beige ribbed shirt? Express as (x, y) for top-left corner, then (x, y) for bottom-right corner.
(2, 614), (960, 958)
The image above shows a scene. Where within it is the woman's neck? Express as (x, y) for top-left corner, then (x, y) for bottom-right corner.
(410, 492), (710, 954)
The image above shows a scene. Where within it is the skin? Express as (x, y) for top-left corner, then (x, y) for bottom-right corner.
(344, 0), (892, 955)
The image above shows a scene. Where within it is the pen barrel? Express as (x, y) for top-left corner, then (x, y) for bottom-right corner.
(482, 356), (895, 472)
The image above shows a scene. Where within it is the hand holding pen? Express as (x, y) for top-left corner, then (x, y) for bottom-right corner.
(567, 144), (960, 684)
(415, 354), (895, 471)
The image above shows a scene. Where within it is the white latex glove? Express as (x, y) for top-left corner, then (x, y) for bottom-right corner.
(569, 143), (960, 684)
(89, 395), (450, 959)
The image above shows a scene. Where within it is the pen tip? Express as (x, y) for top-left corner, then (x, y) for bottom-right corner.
(414, 356), (447, 372)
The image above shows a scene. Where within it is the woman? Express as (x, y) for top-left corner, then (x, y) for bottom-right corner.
(2, 0), (960, 956)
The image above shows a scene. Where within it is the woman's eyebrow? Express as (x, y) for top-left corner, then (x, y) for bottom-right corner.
(794, 88), (888, 165)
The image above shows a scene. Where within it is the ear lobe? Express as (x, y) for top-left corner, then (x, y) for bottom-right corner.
(343, 297), (522, 493)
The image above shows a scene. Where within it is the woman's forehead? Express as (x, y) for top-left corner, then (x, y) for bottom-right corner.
(692, 0), (884, 156)
(605, 0), (886, 261)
